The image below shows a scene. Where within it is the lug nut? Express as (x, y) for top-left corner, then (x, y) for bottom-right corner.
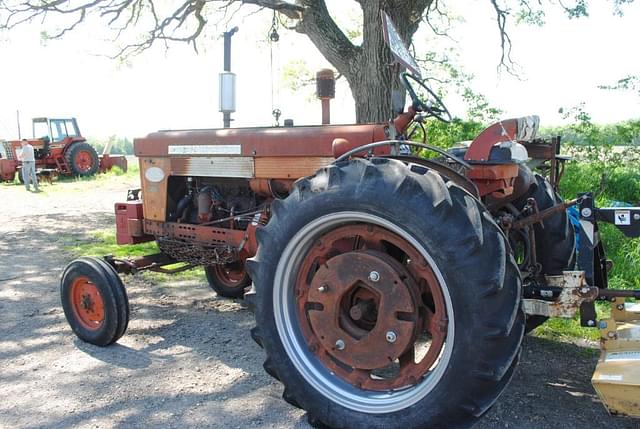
(385, 331), (397, 343)
(368, 271), (380, 282)
(335, 339), (345, 350)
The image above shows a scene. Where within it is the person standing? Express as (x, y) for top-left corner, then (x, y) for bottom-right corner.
(18, 139), (39, 192)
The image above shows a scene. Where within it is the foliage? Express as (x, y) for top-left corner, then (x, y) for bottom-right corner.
(87, 135), (134, 155)
(415, 108), (640, 340)
(599, 75), (640, 96)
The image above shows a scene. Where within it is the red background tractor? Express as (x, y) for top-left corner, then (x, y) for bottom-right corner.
(0, 117), (127, 182)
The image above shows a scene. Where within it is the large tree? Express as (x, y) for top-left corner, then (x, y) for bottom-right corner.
(0, 0), (634, 122)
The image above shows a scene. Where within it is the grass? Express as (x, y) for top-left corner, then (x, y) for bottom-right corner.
(532, 302), (610, 343)
(1, 162), (140, 192)
(60, 158), (639, 343)
(527, 160), (640, 343)
(64, 230), (206, 283)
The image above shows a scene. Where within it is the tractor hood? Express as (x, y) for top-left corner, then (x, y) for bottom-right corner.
(134, 124), (389, 158)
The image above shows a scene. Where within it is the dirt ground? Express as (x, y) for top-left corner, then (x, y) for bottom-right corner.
(1, 178), (638, 429)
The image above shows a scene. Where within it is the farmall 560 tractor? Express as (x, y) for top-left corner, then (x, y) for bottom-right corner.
(59, 13), (640, 429)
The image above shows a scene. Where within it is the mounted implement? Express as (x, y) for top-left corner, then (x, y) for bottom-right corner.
(59, 12), (639, 429)
(0, 117), (127, 182)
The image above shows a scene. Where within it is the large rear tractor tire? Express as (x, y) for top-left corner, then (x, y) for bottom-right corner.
(65, 142), (99, 177)
(204, 262), (251, 298)
(246, 158), (524, 429)
(513, 173), (575, 333)
(60, 257), (129, 346)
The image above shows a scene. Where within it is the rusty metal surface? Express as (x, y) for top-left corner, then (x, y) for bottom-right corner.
(293, 223), (448, 391)
(522, 271), (598, 318)
(140, 157), (170, 221)
(249, 178), (293, 197)
(144, 220), (246, 247)
(134, 124), (388, 158)
(464, 116), (539, 162)
(143, 218), (260, 265)
(254, 156), (335, 179)
(307, 251), (418, 370)
(171, 156), (254, 178)
(511, 199), (578, 230)
(105, 253), (176, 274)
(466, 164), (519, 197)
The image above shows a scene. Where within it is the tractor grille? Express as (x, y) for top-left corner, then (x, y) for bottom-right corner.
(157, 237), (237, 266)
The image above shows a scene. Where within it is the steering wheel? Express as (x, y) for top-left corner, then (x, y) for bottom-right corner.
(400, 73), (452, 123)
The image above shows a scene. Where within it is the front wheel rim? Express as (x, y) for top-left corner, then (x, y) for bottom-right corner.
(70, 275), (105, 330)
(213, 263), (246, 287)
(273, 212), (455, 414)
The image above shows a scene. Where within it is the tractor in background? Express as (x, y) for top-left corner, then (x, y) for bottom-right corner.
(0, 117), (127, 182)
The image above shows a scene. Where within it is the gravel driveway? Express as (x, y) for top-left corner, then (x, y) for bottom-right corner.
(0, 178), (637, 429)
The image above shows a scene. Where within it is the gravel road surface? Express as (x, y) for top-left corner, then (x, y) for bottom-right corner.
(1, 178), (638, 429)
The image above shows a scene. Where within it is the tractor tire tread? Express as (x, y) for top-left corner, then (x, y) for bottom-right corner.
(249, 158), (524, 429)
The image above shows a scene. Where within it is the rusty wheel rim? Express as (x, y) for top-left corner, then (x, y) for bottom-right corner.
(70, 276), (105, 330)
(74, 150), (94, 173)
(273, 212), (454, 414)
(214, 263), (246, 288)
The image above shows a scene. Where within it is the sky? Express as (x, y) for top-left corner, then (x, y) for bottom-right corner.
(0, 0), (638, 140)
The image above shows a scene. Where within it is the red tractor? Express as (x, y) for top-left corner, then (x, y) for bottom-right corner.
(58, 13), (639, 429)
(0, 117), (127, 182)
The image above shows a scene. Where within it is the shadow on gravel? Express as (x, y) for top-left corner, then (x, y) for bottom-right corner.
(479, 335), (638, 429)
(2, 212), (639, 429)
(74, 340), (154, 369)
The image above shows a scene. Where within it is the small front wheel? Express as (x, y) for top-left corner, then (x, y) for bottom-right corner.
(205, 262), (251, 298)
(60, 257), (129, 346)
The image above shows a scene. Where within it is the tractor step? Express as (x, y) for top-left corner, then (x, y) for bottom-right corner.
(592, 302), (640, 418)
(54, 156), (70, 174)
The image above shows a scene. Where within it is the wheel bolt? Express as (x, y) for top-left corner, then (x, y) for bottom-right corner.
(385, 331), (397, 343)
(335, 339), (345, 350)
(368, 271), (380, 282)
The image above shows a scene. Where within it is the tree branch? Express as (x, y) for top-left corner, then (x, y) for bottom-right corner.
(293, 0), (360, 77)
(489, 0), (516, 73)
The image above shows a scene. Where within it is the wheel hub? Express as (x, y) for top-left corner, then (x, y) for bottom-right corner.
(70, 276), (105, 330)
(307, 251), (418, 370)
(293, 222), (450, 391)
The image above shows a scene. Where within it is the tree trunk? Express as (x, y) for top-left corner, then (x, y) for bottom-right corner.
(296, 0), (431, 124)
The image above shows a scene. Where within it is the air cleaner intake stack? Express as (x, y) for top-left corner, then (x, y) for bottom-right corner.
(316, 69), (335, 125)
